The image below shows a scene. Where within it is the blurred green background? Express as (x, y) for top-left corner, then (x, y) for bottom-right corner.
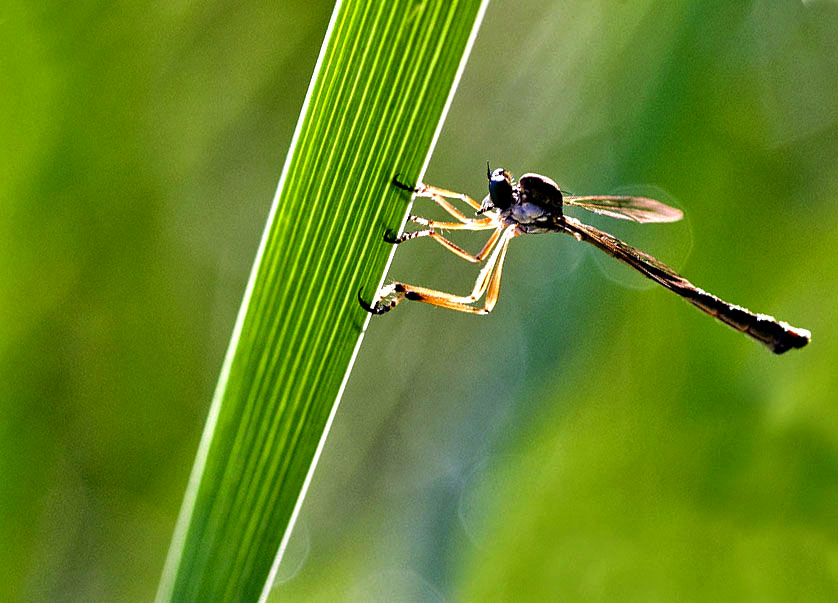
(3, 1), (837, 601)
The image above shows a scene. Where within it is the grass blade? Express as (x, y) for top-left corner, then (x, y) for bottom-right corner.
(156, 0), (489, 600)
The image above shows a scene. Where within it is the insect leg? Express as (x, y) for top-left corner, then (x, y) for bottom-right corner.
(393, 176), (483, 223)
(358, 283), (405, 315)
(360, 226), (518, 315)
(407, 215), (496, 230)
(361, 283), (490, 315)
(481, 226), (516, 312)
(418, 184), (483, 212)
(419, 190), (476, 224)
(385, 226), (504, 264)
(391, 225), (518, 312)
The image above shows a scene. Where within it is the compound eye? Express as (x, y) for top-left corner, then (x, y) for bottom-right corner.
(488, 168), (514, 209)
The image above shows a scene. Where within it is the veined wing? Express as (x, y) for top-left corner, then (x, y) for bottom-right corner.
(564, 195), (683, 223)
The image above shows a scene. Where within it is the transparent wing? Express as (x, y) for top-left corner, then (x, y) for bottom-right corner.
(564, 195), (683, 223)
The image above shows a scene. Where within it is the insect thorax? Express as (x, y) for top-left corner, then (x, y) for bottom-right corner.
(502, 173), (563, 232)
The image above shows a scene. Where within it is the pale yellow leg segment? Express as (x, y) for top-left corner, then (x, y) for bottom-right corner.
(369, 225), (518, 315)
(411, 183), (485, 224)
(423, 192), (473, 223)
(407, 215), (496, 230)
(483, 227), (515, 312)
(400, 293), (492, 315)
(395, 226), (504, 263)
(450, 225), (518, 302)
(417, 184), (483, 211)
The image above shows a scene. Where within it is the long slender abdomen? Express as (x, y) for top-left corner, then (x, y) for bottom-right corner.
(563, 218), (810, 354)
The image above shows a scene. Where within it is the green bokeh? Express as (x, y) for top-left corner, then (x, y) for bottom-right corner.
(3, 1), (837, 601)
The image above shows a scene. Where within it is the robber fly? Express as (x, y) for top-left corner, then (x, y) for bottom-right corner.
(359, 166), (811, 354)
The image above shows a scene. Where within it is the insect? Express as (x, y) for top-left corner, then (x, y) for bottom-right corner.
(359, 166), (811, 354)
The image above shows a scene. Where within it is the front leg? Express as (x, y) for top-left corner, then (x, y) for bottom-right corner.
(393, 175), (490, 223)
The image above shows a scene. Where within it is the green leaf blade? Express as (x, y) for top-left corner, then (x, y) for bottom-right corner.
(157, 1), (489, 601)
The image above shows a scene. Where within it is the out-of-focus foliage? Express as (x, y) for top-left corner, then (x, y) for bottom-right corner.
(2, 1), (836, 601)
